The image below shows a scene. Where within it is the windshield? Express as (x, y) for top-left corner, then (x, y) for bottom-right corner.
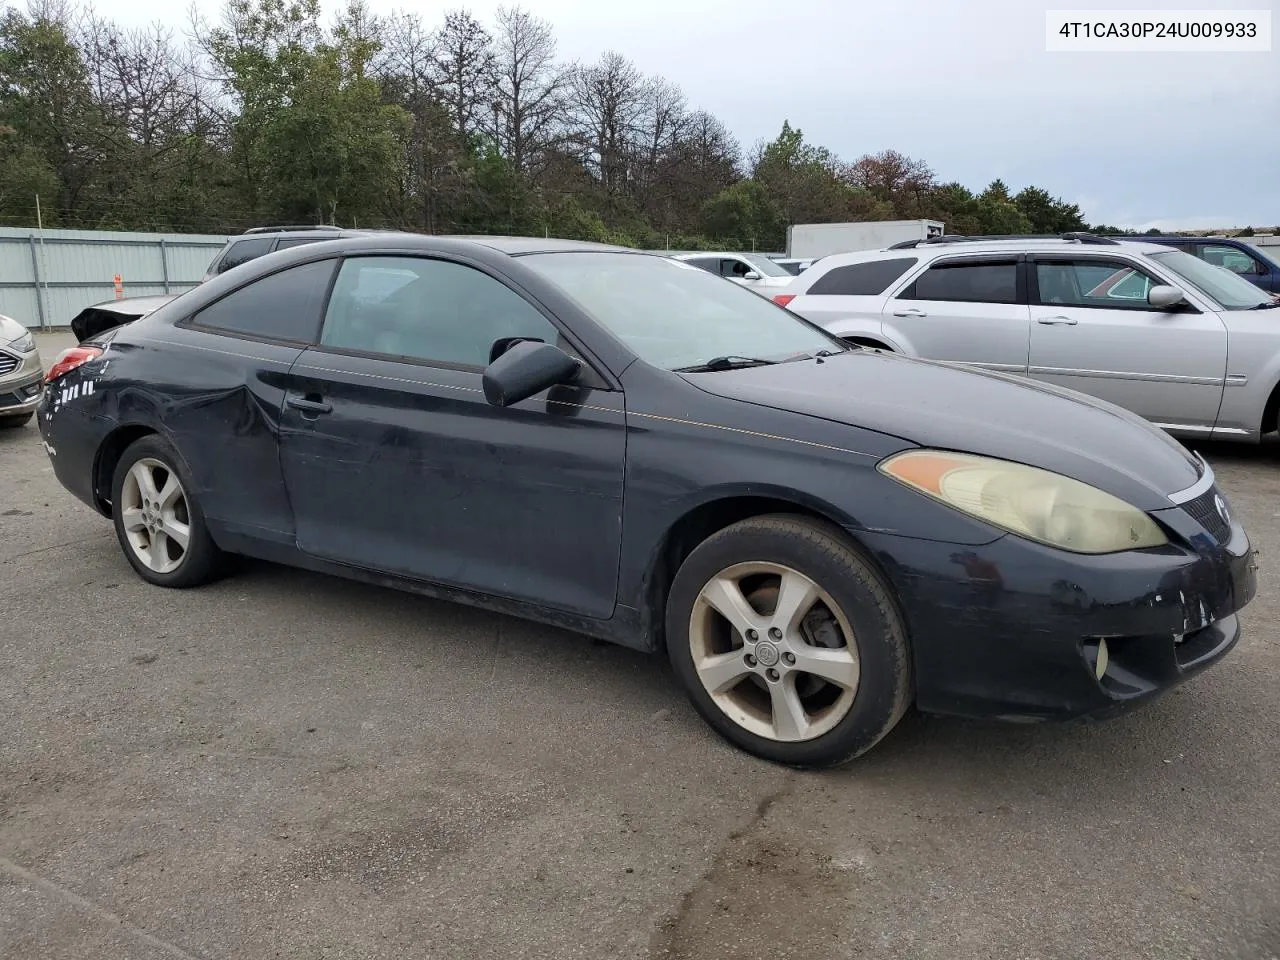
(521, 252), (842, 370)
(1147, 249), (1272, 310)
(1246, 243), (1280, 269)
(740, 254), (791, 278)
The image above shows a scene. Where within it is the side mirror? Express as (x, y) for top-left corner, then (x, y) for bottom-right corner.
(488, 335), (543, 365)
(742, 271), (761, 281)
(1148, 285), (1187, 310)
(482, 339), (581, 408)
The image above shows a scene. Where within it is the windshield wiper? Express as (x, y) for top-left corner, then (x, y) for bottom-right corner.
(1249, 299), (1280, 310)
(675, 355), (780, 372)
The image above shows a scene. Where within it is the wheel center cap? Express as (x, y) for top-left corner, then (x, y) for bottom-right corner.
(755, 641), (780, 667)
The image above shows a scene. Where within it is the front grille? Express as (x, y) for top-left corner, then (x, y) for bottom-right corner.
(0, 352), (17, 375)
(1182, 486), (1232, 544)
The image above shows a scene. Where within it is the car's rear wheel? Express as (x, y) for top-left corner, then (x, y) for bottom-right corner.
(666, 514), (912, 767)
(111, 435), (225, 587)
(0, 412), (33, 428)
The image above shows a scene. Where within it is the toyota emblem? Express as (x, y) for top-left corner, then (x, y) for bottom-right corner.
(1214, 494), (1230, 525)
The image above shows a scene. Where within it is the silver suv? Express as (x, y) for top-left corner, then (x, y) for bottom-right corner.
(202, 225), (348, 281)
(776, 234), (1280, 443)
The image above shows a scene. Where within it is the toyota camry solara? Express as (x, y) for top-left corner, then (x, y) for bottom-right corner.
(38, 235), (1258, 767)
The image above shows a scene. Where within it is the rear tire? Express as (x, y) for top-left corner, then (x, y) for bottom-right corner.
(111, 435), (226, 588)
(665, 514), (912, 768)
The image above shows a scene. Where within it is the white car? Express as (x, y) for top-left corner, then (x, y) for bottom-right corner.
(0, 313), (43, 428)
(669, 252), (794, 293)
(771, 258), (815, 276)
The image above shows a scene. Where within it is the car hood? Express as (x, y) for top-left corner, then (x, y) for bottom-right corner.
(683, 349), (1203, 511)
(0, 313), (28, 342)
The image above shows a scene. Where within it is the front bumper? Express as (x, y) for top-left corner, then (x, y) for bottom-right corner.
(859, 503), (1256, 723)
(0, 354), (43, 418)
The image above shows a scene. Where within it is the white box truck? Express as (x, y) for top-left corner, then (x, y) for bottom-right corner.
(786, 220), (945, 259)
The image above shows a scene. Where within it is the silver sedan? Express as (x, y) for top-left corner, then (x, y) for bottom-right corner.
(0, 313), (43, 428)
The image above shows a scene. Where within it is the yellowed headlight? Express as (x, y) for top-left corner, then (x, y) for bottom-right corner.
(878, 450), (1168, 554)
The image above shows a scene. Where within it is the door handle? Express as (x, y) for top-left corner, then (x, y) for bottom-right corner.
(892, 308), (927, 317)
(1036, 316), (1078, 326)
(287, 394), (332, 416)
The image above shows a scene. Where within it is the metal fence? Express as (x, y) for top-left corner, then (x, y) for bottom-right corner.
(0, 227), (229, 330)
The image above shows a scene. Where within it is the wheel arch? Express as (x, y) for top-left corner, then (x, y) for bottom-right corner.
(92, 423), (159, 514)
(1262, 377), (1280, 436)
(843, 336), (894, 352)
(640, 489), (896, 654)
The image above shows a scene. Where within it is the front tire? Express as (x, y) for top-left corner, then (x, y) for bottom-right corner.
(111, 435), (226, 588)
(0, 412), (33, 428)
(665, 514), (912, 768)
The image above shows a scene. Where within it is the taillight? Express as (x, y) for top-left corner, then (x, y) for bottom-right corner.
(772, 294), (795, 308)
(46, 346), (103, 384)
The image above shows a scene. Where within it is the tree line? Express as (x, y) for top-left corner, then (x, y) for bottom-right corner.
(0, 0), (1211, 249)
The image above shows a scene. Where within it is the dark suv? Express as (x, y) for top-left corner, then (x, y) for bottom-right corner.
(1139, 236), (1280, 294)
(202, 226), (353, 280)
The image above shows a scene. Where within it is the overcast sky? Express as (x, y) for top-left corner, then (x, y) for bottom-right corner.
(94, 0), (1279, 231)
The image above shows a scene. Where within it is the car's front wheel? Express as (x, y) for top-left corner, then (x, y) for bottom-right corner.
(666, 515), (912, 767)
(0, 412), (33, 428)
(111, 435), (226, 588)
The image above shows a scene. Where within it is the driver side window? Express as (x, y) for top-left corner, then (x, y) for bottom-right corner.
(1200, 244), (1263, 276)
(319, 256), (559, 368)
(721, 258), (750, 279)
(1035, 260), (1160, 310)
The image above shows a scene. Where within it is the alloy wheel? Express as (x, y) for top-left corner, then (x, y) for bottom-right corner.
(119, 458), (191, 575)
(688, 561), (860, 742)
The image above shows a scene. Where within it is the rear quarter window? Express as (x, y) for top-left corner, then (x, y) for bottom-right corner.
(217, 237), (276, 274)
(189, 260), (337, 343)
(806, 257), (919, 296)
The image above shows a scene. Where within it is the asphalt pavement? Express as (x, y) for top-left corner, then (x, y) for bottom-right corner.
(1, 332), (1277, 959)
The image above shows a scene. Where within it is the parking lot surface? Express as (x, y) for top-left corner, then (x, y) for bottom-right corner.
(2, 333), (1277, 960)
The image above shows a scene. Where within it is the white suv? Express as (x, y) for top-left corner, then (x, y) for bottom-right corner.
(774, 233), (1280, 443)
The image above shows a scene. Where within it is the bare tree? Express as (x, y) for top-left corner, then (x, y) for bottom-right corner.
(630, 75), (687, 216)
(568, 51), (646, 196)
(80, 17), (204, 151)
(430, 9), (494, 139)
(378, 9), (436, 99)
(490, 4), (566, 174)
(651, 108), (740, 232)
(377, 11), (469, 232)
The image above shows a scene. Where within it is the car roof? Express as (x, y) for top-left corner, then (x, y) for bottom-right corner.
(670, 251), (776, 262)
(1142, 235), (1274, 248)
(825, 237), (1177, 261)
(235, 225), (346, 238)
(787, 237), (1190, 283)
(442, 235), (632, 255)
(232, 230), (631, 257)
